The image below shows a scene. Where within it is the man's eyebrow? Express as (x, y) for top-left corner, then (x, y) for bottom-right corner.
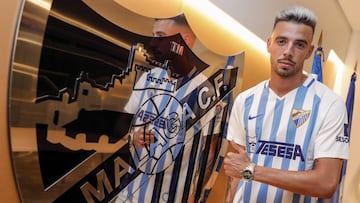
(274, 36), (287, 40)
(153, 31), (166, 36)
(274, 36), (309, 44)
(294, 39), (309, 45)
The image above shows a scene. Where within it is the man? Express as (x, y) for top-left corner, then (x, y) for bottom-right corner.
(117, 14), (223, 203)
(223, 6), (349, 203)
(124, 14), (198, 148)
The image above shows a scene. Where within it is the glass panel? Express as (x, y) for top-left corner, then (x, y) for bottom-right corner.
(9, 0), (244, 202)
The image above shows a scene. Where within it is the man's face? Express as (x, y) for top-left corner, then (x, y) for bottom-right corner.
(150, 19), (187, 63)
(267, 21), (314, 78)
(152, 19), (182, 38)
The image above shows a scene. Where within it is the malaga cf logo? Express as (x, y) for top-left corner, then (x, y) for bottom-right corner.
(8, 0), (242, 202)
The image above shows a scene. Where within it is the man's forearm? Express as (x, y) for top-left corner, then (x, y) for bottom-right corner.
(225, 176), (239, 203)
(253, 158), (342, 198)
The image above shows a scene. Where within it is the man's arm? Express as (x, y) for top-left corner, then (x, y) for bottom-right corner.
(224, 142), (243, 203)
(224, 176), (239, 203)
(223, 142), (343, 198)
(254, 158), (342, 198)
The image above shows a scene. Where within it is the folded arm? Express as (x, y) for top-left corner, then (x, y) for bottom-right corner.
(223, 142), (343, 199)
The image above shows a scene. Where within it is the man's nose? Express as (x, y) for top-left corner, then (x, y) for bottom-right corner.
(150, 37), (160, 47)
(283, 43), (295, 57)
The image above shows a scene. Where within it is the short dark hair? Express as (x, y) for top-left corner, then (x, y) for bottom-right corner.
(273, 6), (317, 33)
(155, 14), (189, 27)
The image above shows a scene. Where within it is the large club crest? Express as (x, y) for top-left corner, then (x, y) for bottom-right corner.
(8, 0), (243, 202)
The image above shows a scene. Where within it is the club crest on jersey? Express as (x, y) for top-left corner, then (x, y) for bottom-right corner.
(291, 109), (311, 128)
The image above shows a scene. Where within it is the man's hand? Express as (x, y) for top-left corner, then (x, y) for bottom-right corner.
(131, 127), (155, 148)
(223, 142), (250, 179)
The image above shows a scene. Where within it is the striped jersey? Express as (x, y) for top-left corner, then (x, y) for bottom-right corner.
(227, 74), (349, 203)
(117, 67), (222, 203)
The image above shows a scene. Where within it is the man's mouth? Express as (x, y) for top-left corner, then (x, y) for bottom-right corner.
(278, 59), (296, 68)
(278, 58), (296, 65)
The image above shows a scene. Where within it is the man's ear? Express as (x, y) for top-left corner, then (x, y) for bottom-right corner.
(306, 44), (315, 59)
(182, 33), (191, 47)
(266, 38), (271, 53)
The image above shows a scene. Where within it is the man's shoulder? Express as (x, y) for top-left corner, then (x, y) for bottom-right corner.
(311, 79), (343, 100)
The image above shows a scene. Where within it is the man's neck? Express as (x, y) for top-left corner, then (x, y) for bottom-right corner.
(268, 73), (307, 97)
(166, 65), (196, 80)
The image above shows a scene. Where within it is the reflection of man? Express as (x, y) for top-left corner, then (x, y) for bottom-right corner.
(124, 14), (200, 149)
(223, 6), (348, 202)
(117, 14), (222, 203)
(150, 14), (196, 74)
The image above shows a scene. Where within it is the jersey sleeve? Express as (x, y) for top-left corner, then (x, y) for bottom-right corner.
(124, 72), (148, 114)
(314, 97), (349, 160)
(124, 90), (141, 114)
(226, 95), (246, 146)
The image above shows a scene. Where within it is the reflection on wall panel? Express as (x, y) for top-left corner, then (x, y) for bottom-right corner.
(9, 0), (244, 202)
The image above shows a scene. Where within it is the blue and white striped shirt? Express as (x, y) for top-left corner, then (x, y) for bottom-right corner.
(227, 74), (348, 203)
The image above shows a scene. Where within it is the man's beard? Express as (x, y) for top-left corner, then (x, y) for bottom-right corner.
(275, 58), (298, 77)
(275, 67), (298, 77)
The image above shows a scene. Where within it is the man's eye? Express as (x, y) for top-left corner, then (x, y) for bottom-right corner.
(277, 40), (286, 45)
(153, 32), (165, 37)
(295, 43), (306, 49)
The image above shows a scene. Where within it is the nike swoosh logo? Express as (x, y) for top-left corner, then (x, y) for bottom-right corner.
(248, 114), (263, 120)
